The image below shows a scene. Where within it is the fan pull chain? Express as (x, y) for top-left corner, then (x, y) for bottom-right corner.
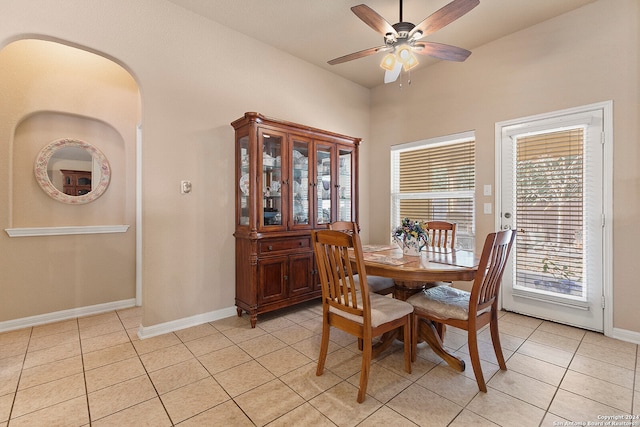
(398, 70), (412, 89)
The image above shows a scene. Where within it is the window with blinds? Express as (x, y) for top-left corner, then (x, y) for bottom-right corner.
(391, 135), (475, 249)
(515, 128), (584, 296)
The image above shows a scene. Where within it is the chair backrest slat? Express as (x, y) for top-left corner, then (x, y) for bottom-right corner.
(312, 229), (371, 323)
(470, 230), (516, 315)
(426, 221), (457, 249)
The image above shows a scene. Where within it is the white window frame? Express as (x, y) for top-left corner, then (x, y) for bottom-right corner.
(390, 131), (476, 249)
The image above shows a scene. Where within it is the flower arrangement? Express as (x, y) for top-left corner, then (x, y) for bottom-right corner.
(393, 217), (430, 255)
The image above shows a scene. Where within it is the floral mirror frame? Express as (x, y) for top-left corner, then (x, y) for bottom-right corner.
(34, 138), (111, 204)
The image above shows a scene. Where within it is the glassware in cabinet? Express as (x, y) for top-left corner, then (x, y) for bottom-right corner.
(315, 145), (333, 226)
(292, 137), (311, 226)
(238, 135), (250, 226)
(261, 130), (283, 227)
(338, 148), (354, 222)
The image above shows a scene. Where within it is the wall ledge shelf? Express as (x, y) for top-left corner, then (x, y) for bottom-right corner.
(5, 225), (130, 237)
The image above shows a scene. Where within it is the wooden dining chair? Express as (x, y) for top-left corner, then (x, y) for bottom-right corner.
(407, 229), (516, 392)
(328, 221), (395, 295)
(424, 221), (457, 287)
(426, 221), (457, 250)
(311, 229), (413, 403)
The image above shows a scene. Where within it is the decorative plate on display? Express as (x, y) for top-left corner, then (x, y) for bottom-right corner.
(239, 173), (249, 195)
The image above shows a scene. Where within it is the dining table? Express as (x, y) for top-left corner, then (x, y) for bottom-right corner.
(354, 244), (480, 372)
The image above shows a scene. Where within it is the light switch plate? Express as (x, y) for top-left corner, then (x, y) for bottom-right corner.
(484, 184), (492, 196)
(484, 203), (492, 214)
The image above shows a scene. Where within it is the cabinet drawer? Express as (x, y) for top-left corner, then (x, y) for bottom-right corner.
(259, 237), (310, 254)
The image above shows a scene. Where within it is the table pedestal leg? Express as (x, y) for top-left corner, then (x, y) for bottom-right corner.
(418, 318), (465, 372)
(393, 281), (425, 300)
(371, 330), (398, 358)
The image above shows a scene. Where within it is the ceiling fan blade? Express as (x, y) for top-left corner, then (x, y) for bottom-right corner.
(351, 4), (398, 37)
(384, 61), (402, 84)
(414, 42), (472, 62)
(328, 45), (387, 65)
(409, 0), (479, 39)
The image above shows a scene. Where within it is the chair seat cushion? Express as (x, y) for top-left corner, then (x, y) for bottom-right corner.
(407, 285), (487, 321)
(330, 292), (413, 328)
(422, 281), (452, 289)
(353, 275), (394, 293)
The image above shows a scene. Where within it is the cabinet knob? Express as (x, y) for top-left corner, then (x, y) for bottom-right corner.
(284, 275), (288, 281)
(268, 245), (273, 251)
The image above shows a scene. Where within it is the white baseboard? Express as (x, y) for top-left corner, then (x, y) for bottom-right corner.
(0, 299), (137, 333)
(137, 306), (238, 340)
(611, 327), (640, 345)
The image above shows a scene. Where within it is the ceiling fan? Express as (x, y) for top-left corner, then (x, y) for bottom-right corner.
(328, 0), (480, 84)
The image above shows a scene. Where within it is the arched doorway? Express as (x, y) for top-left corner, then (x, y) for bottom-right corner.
(0, 39), (141, 325)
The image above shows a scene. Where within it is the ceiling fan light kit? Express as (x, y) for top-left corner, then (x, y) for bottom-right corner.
(329, 0), (480, 85)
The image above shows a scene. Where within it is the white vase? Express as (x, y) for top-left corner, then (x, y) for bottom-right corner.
(402, 238), (422, 256)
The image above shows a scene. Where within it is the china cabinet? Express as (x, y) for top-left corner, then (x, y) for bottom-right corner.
(231, 112), (360, 327)
(60, 169), (92, 196)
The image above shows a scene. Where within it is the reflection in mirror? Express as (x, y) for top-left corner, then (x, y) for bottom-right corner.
(49, 147), (93, 195)
(35, 138), (111, 204)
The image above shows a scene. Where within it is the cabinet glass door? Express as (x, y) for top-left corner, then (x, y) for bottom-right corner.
(238, 135), (250, 226)
(316, 145), (332, 225)
(261, 131), (283, 228)
(338, 148), (353, 222)
(291, 137), (311, 226)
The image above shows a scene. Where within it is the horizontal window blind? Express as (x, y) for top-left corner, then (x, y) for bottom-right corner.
(515, 129), (584, 295)
(391, 139), (475, 248)
(399, 142), (475, 193)
(399, 199), (474, 232)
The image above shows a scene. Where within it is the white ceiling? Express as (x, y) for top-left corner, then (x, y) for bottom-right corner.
(166, 0), (597, 88)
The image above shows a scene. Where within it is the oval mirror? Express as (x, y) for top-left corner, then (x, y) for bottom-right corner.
(34, 138), (111, 204)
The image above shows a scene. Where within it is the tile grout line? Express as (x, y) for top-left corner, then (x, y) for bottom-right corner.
(117, 309), (176, 427)
(5, 326), (33, 425)
(76, 317), (95, 427)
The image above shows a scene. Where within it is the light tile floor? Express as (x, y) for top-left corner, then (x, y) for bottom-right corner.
(1, 301), (638, 426)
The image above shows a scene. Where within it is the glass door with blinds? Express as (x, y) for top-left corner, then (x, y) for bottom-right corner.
(391, 132), (475, 250)
(498, 106), (606, 332)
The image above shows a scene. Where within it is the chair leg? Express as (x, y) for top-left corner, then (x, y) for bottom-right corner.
(468, 330), (487, 392)
(411, 314), (419, 363)
(316, 317), (331, 376)
(489, 315), (507, 370)
(435, 322), (446, 341)
(402, 318), (411, 374)
(357, 336), (372, 403)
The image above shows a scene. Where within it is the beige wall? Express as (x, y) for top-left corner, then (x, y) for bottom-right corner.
(0, 0), (370, 328)
(369, 0), (639, 333)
